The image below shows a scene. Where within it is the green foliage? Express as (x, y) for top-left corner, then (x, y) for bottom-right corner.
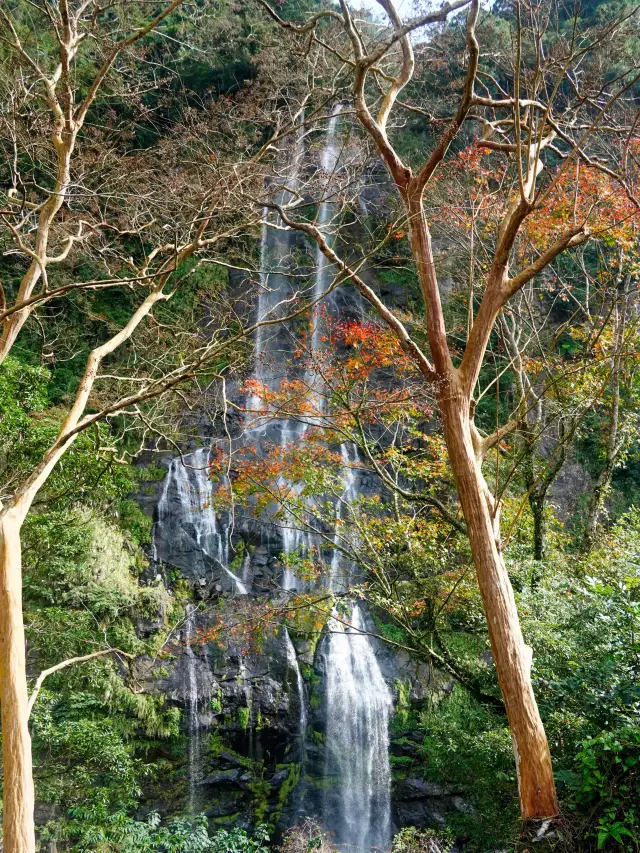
(419, 512), (640, 849)
(417, 687), (519, 849)
(0, 357), (139, 509)
(43, 810), (269, 853)
(237, 706), (250, 730)
(0, 355), (49, 436)
(562, 728), (640, 849)
(31, 694), (145, 813)
(392, 679), (414, 732)
(392, 826), (454, 853)
(373, 617), (408, 646)
(210, 687), (223, 714)
(117, 498), (154, 546)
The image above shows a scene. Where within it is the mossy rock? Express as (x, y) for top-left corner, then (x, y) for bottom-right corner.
(310, 729), (325, 748)
(237, 707), (250, 729)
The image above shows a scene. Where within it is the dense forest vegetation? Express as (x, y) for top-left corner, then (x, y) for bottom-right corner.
(0, 0), (639, 852)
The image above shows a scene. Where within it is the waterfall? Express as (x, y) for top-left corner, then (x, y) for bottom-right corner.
(250, 114), (306, 414)
(153, 109), (394, 847)
(276, 109), (344, 588)
(321, 604), (393, 852)
(329, 442), (359, 592)
(249, 206), (273, 413)
(311, 105), (343, 359)
(279, 419), (314, 591)
(248, 112), (393, 852)
(283, 628), (308, 737)
(239, 657), (253, 724)
(153, 448), (247, 594)
(184, 603), (201, 813)
(247, 115), (311, 590)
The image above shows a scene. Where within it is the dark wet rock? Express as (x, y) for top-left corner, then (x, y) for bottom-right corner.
(390, 739), (419, 758)
(392, 777), (468, 832)
(219, 750), (244, 767)
(270, 768), (291, 788)
(202, 769), (242, 786)
(396, 778), (456, 800)
(204, 791), (247, 819)
(550, 458), (592, 520)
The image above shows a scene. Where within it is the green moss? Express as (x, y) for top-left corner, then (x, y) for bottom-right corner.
(392, 679), (413, 732)
(310, 729), (325, 748)
(209, 731), (223, 755)
(300, 662), (321, 686)
(286, 604), (334, 658)
(210, 687), (223, 715)
(212, 812), (241, 826)
(390, 754), (414, 766)
(237, 706), (250, 730)
(371, 613), (407, 646)
(269, 763), (301, 831)
(229, 539), (245, 570)
(208, 734), (259, 772)
(310, 775), (338, 791)
(249, 778), (270, 824)
(173, 579), (193, 600)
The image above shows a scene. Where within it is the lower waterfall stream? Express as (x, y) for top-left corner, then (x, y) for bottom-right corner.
(156, 440), (395, 850)
(321, 605), (393, 852)
(184, 603), (204, 814)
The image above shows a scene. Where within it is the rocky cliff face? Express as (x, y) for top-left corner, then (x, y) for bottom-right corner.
(134, 609), (306, 832)
(129, 555), (467, 840)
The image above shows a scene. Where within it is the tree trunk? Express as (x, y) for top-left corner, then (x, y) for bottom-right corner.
(439, 385), (559, 820)
(530, 494), (546, 563)
(581, 464), (612, 552)
(581, 372), (621, 552)
(520, 431), (547, 562)
(0, 513), (36, 853)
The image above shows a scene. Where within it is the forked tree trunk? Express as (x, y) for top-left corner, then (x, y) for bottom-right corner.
(0, 512), (36, 853)
(439, 384), (559, 820)
(402, 187), (558, 818)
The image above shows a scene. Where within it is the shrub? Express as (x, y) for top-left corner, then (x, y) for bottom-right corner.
(392, 827), (454, 853)
(277, 819), (337, 853)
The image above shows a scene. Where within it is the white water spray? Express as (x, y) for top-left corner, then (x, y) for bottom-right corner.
(321, 604), (393, 852)
(184, 603), (201, 813)
(311, 105), (344, 357)
(329, 443), (359, 592)
(153, 449), (247, 594)
(284, 628), (308, 738)
(250, 115), (306, 415)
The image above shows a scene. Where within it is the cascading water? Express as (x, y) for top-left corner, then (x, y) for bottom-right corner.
(248, 116), (312, 590)
(153, 448), (247, 594)
(151, 108), (394, 847)
(277, 108), (345, 589)
(250, 110), (393, 850)
(283, 628), (308, 738)
(310, 104), (343, 360)
(279, 419), (316, 591)
(321, 604), (393, 852)
(329, 442), (359, 593)
(184, 603), (202, 813)
(250, 115), (306, 414)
